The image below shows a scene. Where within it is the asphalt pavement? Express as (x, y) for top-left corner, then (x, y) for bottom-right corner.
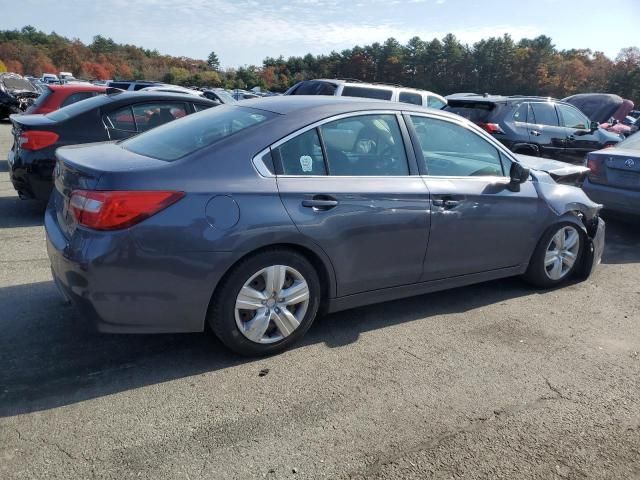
(0, 121), (639, 479)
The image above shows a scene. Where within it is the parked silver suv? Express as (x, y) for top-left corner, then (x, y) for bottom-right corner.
(285, 79), (447, 109)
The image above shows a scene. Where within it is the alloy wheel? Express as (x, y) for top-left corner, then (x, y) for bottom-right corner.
(544, 226), (580, 281)
(234, 265), (310, 344)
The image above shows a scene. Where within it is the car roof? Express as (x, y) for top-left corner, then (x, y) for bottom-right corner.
(234, 95), (457, 119)
(104, 90), (215, 103)
(49, 84), (108, 92)
(446, 93), (567, 105)
(311, 78), (444, 96)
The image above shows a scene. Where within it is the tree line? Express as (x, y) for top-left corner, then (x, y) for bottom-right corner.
(1, 26), (638, 103)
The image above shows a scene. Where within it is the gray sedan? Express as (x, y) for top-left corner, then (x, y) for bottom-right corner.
(46, 96), (605, 356)
(583, 132), (640, 217)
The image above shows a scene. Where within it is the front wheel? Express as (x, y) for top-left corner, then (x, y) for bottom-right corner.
(524, 222), (584, 288)
(208, 250), (321, 356)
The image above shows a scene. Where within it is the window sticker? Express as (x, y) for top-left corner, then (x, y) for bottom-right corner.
(300, 155), (313, 172)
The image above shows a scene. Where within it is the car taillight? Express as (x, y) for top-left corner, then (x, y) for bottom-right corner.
(476, 122), (504, 134)
(69, 190), (184, 230)
(18, 130), (60, 151)
(586, 153), (607, 183)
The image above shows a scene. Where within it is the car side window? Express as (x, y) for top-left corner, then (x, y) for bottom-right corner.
(61, 92), (95, 108)
(131, 102), (187, 132)
(399, 91), (422, 106)
(410, 115), (504, 177)
(105, 106), (136, 132)
(427, 96), (446, 109)
(341, 86), (393, 101)
(530, 103), (559, 126)
(319, 114), (409, 176)
(276, 129), (327, 176)
(193, 103), (213, 112)
(557, 104), (588, 129)
(513, 103), (529, 122)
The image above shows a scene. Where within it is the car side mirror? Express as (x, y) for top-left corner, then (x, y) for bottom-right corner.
(508, 162), (530, 192)
(590, 120), (599, 132)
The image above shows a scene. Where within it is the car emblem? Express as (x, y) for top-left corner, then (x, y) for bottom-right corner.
(625, 159), (635, 168)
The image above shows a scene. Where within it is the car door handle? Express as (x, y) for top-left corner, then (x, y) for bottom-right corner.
(531, 130), (541, 136)
(432, 197), (461, 209)
(302, 195), (338, 210)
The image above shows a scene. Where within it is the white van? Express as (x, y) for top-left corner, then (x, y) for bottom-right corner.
(285, 79), (447, 109)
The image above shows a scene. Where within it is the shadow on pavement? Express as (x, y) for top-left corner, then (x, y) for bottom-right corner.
(0, 276), (537, 418)
(0, 194), (45, 228)
(0, 159), (8, 173)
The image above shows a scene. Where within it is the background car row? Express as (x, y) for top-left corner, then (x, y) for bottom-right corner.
(4, 71), (639, 218)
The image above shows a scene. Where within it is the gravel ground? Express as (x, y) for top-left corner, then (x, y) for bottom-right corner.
(0, 121), (639, 480)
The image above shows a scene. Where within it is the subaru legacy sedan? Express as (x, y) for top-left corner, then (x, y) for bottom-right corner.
(46, 96), (605, 356)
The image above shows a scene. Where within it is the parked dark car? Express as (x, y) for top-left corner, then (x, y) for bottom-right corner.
(583, 132), (640, 217)
(8, 91), (217, 201)
(46, 96), (605, 356)
(0, 73), (41, 119)
(445, 94), (622, 163)
(25, 84), (109, 115)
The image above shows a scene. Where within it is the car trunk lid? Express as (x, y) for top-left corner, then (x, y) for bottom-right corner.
(589, 149), (640, 191)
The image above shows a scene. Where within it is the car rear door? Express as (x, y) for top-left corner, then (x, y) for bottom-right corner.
(526, 102), (567, 159)
(275, 112), (431, 297)
(406, 113), (544, 280)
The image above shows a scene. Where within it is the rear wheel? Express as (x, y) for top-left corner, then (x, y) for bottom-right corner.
(208, 250), (321, 356)
(524, 222), (584, 288)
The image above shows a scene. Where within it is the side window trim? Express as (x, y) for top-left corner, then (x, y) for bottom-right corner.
(267, 110), (416, 177)
(405, 112), (514, 178)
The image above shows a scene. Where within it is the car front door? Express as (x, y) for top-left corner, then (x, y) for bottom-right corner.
(406, 114), (545, 281)
(275, 112), (431, 296)
(557, 103), (601, 163)
(526, 102), (567, 159)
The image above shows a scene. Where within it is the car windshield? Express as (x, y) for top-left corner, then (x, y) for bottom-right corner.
(122, 105), (276, 161)
(618, 133), (640, 151)
(46, 94), (111, 121)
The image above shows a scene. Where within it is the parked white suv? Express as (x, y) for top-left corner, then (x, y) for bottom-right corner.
(285, 79), (447, 109)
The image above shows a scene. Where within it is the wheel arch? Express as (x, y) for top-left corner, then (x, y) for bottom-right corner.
(205, 241), (337, 330)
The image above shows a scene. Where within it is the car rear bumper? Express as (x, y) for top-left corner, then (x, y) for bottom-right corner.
(583, 178), (640, 216)
(45, 203), (233, 334)
(8, 149), (55, 201)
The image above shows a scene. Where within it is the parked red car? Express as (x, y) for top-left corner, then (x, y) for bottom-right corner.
(25, 84), (108, 115)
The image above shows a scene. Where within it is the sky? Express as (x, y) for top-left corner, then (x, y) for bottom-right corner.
(1, 0), (639, 67)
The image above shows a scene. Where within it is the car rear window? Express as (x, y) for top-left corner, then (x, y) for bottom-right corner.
(342, 86), (393, 101)
(445, 102), (495, 122)
(122, 105), (276, 161)
(46, 94), (113, 121)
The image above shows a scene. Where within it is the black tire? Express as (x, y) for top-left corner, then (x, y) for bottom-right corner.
(523, 221), (585, 288)
(208, 249), (321, 356)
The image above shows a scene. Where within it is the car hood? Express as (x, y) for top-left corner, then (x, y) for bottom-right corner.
(515, 154), (589, 181)
(562, 93), (623, 124)
(0, 73), (39, 95)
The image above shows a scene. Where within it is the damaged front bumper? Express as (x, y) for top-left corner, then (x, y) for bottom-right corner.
(576, 216), (606, 280)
